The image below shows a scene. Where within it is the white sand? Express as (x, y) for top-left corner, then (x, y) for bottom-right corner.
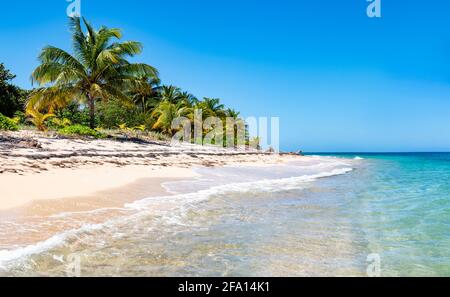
(0, 130), (304, 211)
(0, 166), (197, 211)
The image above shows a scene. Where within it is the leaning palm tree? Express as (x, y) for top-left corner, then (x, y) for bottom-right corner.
(27, 17), (159, 128)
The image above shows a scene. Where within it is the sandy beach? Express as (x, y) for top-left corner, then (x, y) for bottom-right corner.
(0, 130), (302, 212)
(0, 135), (361, 276)
(3, 2), (449, 279)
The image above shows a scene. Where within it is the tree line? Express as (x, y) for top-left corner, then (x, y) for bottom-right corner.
(0, 17), (256, 148)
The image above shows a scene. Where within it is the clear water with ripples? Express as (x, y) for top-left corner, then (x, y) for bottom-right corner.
(1, 154), (449, 276)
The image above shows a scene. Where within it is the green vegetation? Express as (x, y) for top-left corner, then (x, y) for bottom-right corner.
(151, 100), (192, 136)
(0, 64), (28, 118)
(26, 109), (55, 131)
(13, 111), (27, 125)
(1, 17), (256, 148)
(96, 99), (149, 129)
(50, 117), (72, 129)
(59, 124), (106, 138)
(0, 113), (19, 131)
(27, 17), (158, 129)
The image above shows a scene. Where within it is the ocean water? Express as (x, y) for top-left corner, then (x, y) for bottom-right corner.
(0, 153), (449, 276)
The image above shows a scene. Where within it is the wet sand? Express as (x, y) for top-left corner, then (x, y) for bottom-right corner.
(0, 173), (191, 249)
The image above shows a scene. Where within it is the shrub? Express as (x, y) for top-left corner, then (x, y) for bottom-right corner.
(13, 111), (26, 125)
(55, 102), (93, 127)
(0, 113), (19, 131)
(97, 99), (148, 129)
(49, 118), (72, 129)
(59, 125), (106, 138)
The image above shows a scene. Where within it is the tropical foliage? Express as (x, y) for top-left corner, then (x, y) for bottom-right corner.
(27, 17), (159, 128)
(130, 77), (161, 113)
(59, 124), (105, 138)
(0, 113), (19, 131)
(26, 109), (55, 131)
(151, 100), (192, 136)
(0, 64), (28, 117)
(50, 117), (72, 129)
(197, 97), (226, 118)
(96, 98), (149, 129)
(2, 17), (254, 148)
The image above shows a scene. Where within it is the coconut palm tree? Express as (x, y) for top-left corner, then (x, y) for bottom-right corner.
(226, 108), (240, 119)
(179, 91), (198, 107)
(151, 100), (192, 136)
(130, 76), (161, 113)
(196, 97), (226, 118)
(27, 17), (159, 128)
(225, 108), (245, 147)
(158, 85), (184, 104)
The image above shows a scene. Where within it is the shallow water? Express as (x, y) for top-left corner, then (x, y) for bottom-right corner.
(0, 154), (449, 276)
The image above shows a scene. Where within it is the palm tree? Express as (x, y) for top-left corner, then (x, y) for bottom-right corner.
(158, 85), (183, 104)
(226, 108), (240, 119)
(151, 100), (192, 136)
(130, 76), (161, 113)
(196, 97), (226, 118)
(179, 91), (198, 107)
(26, 109), (55, 132)
(27, 17), (159, 128)
(225, 108), (245, 147)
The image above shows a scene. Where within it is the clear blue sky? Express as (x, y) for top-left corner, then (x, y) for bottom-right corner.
(1, 0), (450, 152)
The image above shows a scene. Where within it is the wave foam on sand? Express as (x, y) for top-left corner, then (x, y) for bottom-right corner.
(0, 165), (353, 271)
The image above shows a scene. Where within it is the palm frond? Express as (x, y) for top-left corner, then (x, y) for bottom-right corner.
(30, 17), (160, 129)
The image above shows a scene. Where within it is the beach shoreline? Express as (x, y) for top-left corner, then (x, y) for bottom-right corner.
(0, 130), (304, 212)
(0, 148), (360, 276)
(0, 131), (370, 276)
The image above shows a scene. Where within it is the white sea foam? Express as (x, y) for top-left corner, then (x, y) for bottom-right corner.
(125, 167), (353, 210)
(0, 166), (353, 270)
(354, 157), (364, 160)
(48, 207), (128, 219)
(0, 223), (104, 270)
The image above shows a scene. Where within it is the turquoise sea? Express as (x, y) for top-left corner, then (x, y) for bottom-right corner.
(307, 152), (450, 276)
(0, 153), (449, 276)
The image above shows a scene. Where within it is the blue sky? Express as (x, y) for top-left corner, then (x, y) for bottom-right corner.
(1, 0), (450, 152)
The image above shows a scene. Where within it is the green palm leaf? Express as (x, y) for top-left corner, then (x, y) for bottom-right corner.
(28, 17), (159, 128)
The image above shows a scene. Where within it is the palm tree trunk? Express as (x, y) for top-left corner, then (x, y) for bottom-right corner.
(87, 94), (96, 129)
